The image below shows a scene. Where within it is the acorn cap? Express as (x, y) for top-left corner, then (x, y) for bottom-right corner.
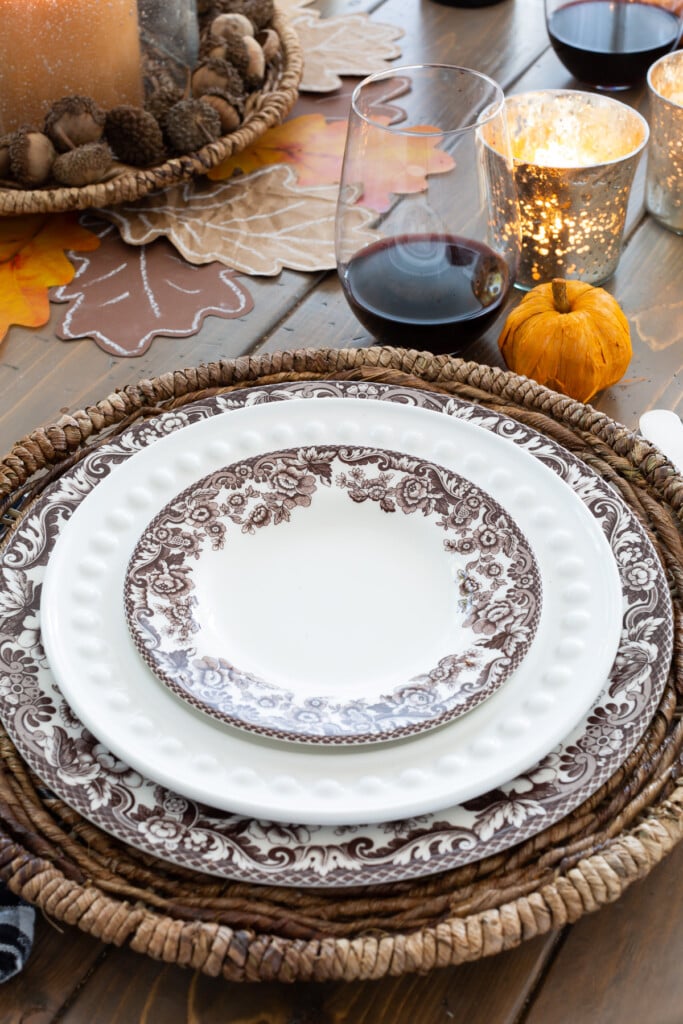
(145, 85), (185, 123)
(203, 32), (250, 75)
(44, 95), (106, 152)
(162, 98), (222, 153)
(242, 0), (274, 30)
(105, 106), (166, 167)
(52, 142), (113, 186)
(8, 128), (56, 187)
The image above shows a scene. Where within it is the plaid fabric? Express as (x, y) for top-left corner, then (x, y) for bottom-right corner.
(0, 886), (34, 983)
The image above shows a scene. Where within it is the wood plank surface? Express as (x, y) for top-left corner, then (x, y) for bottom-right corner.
(522, 839), (683, 1024)
(3, 917), (558, 1024)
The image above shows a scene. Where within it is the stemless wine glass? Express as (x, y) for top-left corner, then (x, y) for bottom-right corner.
(545, 0), (682, 91)
(335, 64), (521, 354)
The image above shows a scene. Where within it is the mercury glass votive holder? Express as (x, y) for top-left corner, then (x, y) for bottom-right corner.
(646, 51), (683, 234)
(484, 90), (649, 289)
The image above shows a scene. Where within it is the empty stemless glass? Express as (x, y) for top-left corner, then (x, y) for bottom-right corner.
(335, 64), (521, 354)
(545, 0), (682, 91)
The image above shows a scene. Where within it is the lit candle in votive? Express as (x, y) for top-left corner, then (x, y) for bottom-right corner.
(0, 0), (144, 134)
(646, 51), (683, 235)
(483, 91), (649, 289)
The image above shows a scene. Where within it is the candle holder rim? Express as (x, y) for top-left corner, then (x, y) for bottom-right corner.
(501, 88), (649, 169)
(647, 50), (683, 108)
(350, 63), (505, 137)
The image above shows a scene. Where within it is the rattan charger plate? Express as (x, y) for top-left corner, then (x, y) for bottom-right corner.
(0, 6), (303, 216)
(1, 346), (683, 983)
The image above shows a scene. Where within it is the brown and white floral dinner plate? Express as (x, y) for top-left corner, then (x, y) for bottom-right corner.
(0, 382), (671, 886)
(39, 391), (622, 825)
(123, 443), (542, 744)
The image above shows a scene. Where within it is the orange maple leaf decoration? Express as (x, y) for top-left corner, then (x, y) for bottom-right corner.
(209, 113), (455, 214)
(350, 120), (455, 212)
(209, 114), (349, 186)
(0, 213), (99, 342)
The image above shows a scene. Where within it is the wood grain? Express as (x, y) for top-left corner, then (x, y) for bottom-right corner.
(0, 916), (105, 1023)
(49, 927), (559, 1024)
(523, 840), (683, 1024)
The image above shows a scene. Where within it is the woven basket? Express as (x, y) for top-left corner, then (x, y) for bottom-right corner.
(1, 346), (683, 983)
(0, 6), (303, 216)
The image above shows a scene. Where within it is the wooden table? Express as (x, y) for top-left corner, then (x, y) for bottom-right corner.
(2, 0), (683, 1020)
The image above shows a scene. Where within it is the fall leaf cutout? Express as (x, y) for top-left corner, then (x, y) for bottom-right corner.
(209, 114), (348, 185)
(101, 166), (379, 276)
(0, 213), (98, 343)
(346, 119), (456, 213)
(293, 13), (404, 92)
(51, 220), (253, 357)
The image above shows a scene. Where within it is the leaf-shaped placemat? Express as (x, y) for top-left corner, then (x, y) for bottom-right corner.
(51, 221), (253, 356)
(101, 166), (379, 275)
(293, 12), (404, 92)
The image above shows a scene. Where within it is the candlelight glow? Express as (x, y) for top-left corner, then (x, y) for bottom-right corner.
(646, 51), (683, 234)
(483, 90), (649, 288)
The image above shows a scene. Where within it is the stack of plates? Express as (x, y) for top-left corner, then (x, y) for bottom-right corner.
(0, 382), (673, 887)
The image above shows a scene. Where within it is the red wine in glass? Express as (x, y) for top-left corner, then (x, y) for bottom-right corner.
(339, 233), (510, 353)
(547, 0), (680, 89)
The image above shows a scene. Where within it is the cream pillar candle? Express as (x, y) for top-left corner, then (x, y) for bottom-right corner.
(0, 0), (143, 133)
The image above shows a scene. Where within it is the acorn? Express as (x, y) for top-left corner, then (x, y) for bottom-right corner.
(44, 95), (106, 152)
(198, 92), (242, 133)
(52, 142), (113, 186)
(162, 98), (222, 153)
(256, 27), (280, 62)
(206, 32), (251, 75)
(145, 85), (185, 123)
(8, 128), (56, 187)
(210, 12), (255, 38)
(241, 35), (266, 88)
(105, 106), (166, 167)
(191, 58), (245, 99)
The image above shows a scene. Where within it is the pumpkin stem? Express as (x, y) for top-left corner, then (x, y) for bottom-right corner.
(551, 278), (572, 314)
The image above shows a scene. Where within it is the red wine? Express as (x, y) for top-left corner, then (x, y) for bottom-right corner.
(340, 234), (510, 353)
(547, 0), (680, 88)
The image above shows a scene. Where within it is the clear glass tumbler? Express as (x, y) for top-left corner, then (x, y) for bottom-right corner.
(545, 0), (681, 90)
(335, 64), (520, 354)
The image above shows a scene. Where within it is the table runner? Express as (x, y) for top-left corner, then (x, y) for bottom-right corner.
(1, 346), (682, 982)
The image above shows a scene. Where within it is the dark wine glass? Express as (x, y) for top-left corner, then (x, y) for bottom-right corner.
(545, 0), (682, 90)
(335, 64), (521, 354)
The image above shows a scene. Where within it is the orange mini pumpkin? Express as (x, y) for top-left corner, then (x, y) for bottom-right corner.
(498, 278), (632, 403)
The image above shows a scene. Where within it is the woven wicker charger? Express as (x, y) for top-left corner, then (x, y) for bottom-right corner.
(0, 6), (303, 216)
(1, 346), (683, 983)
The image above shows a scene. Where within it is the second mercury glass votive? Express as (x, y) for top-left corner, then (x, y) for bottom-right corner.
(484, 90), (649, 289)
(646, 50), (683, 234)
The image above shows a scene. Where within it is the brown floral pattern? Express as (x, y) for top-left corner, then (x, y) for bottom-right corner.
(0, 382), (673, 887)
(124, 446), (541, 743)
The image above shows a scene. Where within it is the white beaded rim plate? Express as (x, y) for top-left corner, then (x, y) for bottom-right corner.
(123, 443), (543, 744)
(37, 389), (622, 826)
(0, 382), (671, 885)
